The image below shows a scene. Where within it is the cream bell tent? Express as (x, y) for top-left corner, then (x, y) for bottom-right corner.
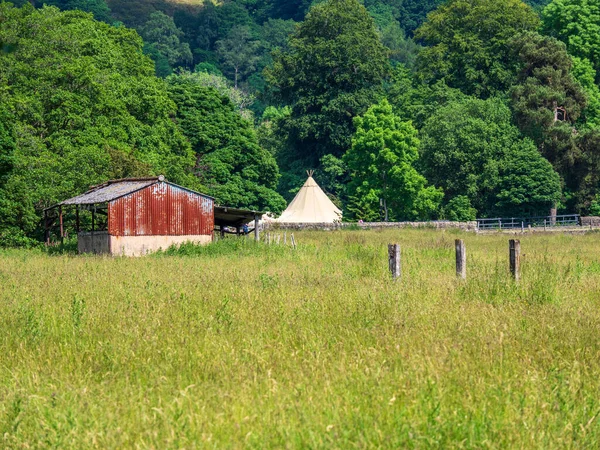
(277, 171), (342, 223)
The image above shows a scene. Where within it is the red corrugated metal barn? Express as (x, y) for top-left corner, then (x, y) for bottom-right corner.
(45, 176), (263, 256)
(54, 176), (213, 255)
(107, 181), (214, 237)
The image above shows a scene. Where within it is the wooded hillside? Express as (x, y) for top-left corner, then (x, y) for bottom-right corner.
(4, 0), (600, 246)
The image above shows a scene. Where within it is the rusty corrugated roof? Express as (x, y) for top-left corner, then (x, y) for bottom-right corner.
(60, 179), (160, 205)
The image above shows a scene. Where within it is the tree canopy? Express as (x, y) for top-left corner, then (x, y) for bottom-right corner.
(542, 0), (600, 78)
(4, 0), (600, 245)
(266, 0), (390, 163)
(344, 100), (442, 221)
(139, 11), (192, 71)
(0, 3), (198, 245)
(415, 0), (540, 97)
(166, 73), (286, 213)
(420, 97), (562, 217)
(510, 32), (586, 145)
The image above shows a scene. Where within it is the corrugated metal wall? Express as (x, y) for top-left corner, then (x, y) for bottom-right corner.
(108, 182), (214, 236)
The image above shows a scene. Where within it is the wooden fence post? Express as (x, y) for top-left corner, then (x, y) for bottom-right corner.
(455, 239), (466, 280)
(388, 244), (401, 280)
(291, 233), (296, 249)
(509, 239), (521, 281)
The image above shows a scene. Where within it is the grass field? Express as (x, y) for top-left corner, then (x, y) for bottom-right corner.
(2, 229), (600, 448)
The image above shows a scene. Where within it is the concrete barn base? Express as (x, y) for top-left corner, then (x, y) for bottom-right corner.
(77, 232), (212, 256)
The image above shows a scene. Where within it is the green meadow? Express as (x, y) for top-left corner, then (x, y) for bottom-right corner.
(2, 229), (600, 448)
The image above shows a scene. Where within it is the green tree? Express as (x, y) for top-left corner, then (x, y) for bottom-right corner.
(494, 143), (562, 216)
(0, 4), (197, 245)
(542, 0), (600, 78)
(216, 25), (262, 88)
(387, 65), (467, 129)
(572, 57), (600, 127)
(507, 32), (600, 212)
(415, 0), (539, 98)
(380, 21), (421, 70)
(420, 97), (561, 217)
(510, 32), (586, 146)
(104, 0), (156, 26)
(443, 196), (477, 221)
(40, 0), (112, 23)
(139, 11), (192, 68)
(317, 154), (348, 208)
(143, 42), (173, 78)
(261, 18), (296, 51)
(399, 0), (446, 35)
(167, 74), (286, 213)
(344, 100), (442, 221)
(215, 2), (257, 38)
(248, 0), (312, 22)
(180, 70), (255, 120)
(571, 127), (600, 211)
(0, 102), (28, 246)
(399, 0), (547, 36)
(266, 0), (390, 169)
(257, 106), (291, 158)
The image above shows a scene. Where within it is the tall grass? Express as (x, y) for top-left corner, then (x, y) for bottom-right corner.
(2, 229), (600, 448)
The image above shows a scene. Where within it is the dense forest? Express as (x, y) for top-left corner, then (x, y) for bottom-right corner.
(2, 0), (600, 245)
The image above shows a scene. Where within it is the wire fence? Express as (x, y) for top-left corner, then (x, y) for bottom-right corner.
(476, 214), (580, 231)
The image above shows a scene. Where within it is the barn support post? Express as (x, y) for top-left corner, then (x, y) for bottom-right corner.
(254, 214), (260, 242)
(388, 243), (401, 281)
(59, 205), (64, 243)
(76, 205), (80, 233)
(455, 239), (466, 280)
(509, 239), (521, 281)
(44, 209), (50, 245)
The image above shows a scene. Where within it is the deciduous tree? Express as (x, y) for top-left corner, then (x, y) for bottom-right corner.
(139, 11), (192, 69)
(542, 0), (600, 78)
(344, 100), (442, 221)
(167, 75), (286, 213)
(266, 0), (390, 168)
(216, 26), (262, 88)
(40, 0), (112, 22)
(415, 0), (539, 98)
(0, 4), (197, 245)
(420, 97), (561, 217)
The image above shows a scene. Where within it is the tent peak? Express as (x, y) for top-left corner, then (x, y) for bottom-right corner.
(277, 173), (342, 223)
